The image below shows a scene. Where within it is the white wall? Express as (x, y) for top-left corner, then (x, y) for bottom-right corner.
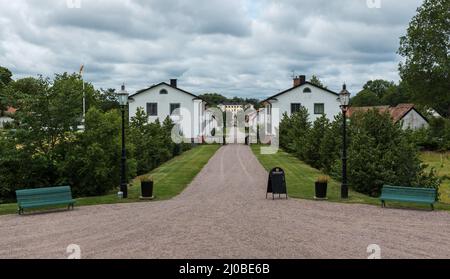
(129, 84), (205, 140)
(401, 110), (429, 130)
(268, 84), (341, 122)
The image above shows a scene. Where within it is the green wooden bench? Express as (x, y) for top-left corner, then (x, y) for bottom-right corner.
(380, 185), (436, 210)
(16, 186), (75, 215)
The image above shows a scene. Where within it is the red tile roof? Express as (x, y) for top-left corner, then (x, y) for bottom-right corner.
(347, 104), (419, 123)
(6, 107), (16, 114)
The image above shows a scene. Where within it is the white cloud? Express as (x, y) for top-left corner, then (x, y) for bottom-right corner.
(0, 0), (423, 98)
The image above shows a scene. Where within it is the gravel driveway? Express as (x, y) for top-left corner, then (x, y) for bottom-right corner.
(1, 145), (450, 259)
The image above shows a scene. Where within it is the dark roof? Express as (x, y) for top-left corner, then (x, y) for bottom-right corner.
(129, 82), (208, 103)
(261, 81), (339, 104)
(347, 103), (429, 123)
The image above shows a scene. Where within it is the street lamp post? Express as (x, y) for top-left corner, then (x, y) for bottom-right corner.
(117, 84), (129, 198)
(339, 84), (350, 199)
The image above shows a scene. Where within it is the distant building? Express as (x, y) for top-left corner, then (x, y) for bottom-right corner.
(0, 107), (15, 128)
(260, 75), (342, 136)
(128, 79), (211, 142)
(218, 102), (245, 127)
(347, 103), (429, 130)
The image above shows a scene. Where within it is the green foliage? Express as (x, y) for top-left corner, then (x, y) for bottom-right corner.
(351, 80), (413, 107)
(279, 107), (310, 159)
(398, 0), (450, 117)
(407, 117), (450, 151)
(0, 66), (12, 87)
(198, 93), (260, 109)
(319, 114), (342, 173)
(304, 115), (330, 169)
(350, 89), (381, 107)
(128, 108), (191, 176)
(279, 107), (440, 198)
(96, 88), (120, 111)
(0, 66), (13, 114)
(309, 75), (327, 88)
(0, 70), (193, 202)
(362, 80), (396, 100)
(198, 93), (228, 106)
(59, 108), (136, 196)
(346, 110), (439, 196)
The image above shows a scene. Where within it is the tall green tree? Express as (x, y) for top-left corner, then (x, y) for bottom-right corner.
(362, 80), (396, 100)
(304, 115), (330, 169)
(350, 89), (381, 106)
(309, 75), (327, 88)
(0, 66), (13, 114)
(398, 0), (450, 116)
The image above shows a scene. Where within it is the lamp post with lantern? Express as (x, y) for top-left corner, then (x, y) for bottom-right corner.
(117, 84), (129, 198)
(339, 84), (350, 199)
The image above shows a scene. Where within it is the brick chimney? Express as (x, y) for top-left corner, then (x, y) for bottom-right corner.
(293, 76), (301, 87)
(299, 75), (306, 85)
(170, 79), (177, 88)
(293, 75), (306, 87)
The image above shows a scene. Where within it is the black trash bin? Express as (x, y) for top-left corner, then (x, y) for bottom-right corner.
(314, 176), (328, 200)
(315, 182), (327, 199)
(140, 177), (154, 199)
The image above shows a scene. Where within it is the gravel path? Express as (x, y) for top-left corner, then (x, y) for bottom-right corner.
(1, 145), (450, 259)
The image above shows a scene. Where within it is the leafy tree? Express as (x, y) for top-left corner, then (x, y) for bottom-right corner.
(278, 107), (310, 160)
(310, 75), (327, 88)
(59, 108), (136, 196)
(96, 88), (120, 111)
(198, 93), (228, 105)
(0, 66), (13, 115)
(0, 66), (12, 87)
(350, 89), (381, 106)
(380, 81), (411, 106)
(304, 115), (330, 169)
(346, 110), (439, 196)
(362, 80), (396, 99)
(398, 0), (450, 117)
(318, 114), (342, 173)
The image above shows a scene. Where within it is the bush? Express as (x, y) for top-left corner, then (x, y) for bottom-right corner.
(278, 108), (440, 198)
(407, 117), (450, 151)
(346, 110), (439, 196)
(279, 107), (310, 160)
(304, 115), (330, 169)
(59, 108), (137, 196)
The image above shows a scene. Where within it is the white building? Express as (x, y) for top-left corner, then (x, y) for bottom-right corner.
(347, 104), (429, 130)
(128, 79), (211, 142)
(218, 103), (245, 127)
(260, 75), (342, 135)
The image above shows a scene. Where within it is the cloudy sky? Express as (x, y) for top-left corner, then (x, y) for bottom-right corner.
(0, 0), (423, 99)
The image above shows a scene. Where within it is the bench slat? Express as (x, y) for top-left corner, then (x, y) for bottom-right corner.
(380, 185), (436, 210)
(16, 186), (75, 214)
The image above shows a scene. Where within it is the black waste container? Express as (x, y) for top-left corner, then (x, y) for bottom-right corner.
(141, 181), (154, 198)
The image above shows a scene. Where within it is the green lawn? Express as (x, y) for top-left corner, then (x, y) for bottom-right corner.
(0, 144), (220, 215)
(421, 151), (450, 204)
(251, 145), (450, 211)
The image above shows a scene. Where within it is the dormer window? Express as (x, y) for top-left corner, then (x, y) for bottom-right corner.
(160, 89), (168, 94)
(303, 87), (312, 93)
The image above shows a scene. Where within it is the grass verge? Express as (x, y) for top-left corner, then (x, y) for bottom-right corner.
(251, 145), (450, 211)
(0, 144), (220, 215)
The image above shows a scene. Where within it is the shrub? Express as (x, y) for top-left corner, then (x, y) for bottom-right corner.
(279, 107), (310, 160)
(59, 108), (137, 196)
(304, 115), (330, 169)
(346, 110), (439, 196)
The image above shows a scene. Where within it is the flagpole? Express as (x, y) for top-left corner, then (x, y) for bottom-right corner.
(82, 79), (85, 121)
(80, 64), (85, 127)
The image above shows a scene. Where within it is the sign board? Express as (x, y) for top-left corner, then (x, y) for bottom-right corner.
(266, 167), (288, 199)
